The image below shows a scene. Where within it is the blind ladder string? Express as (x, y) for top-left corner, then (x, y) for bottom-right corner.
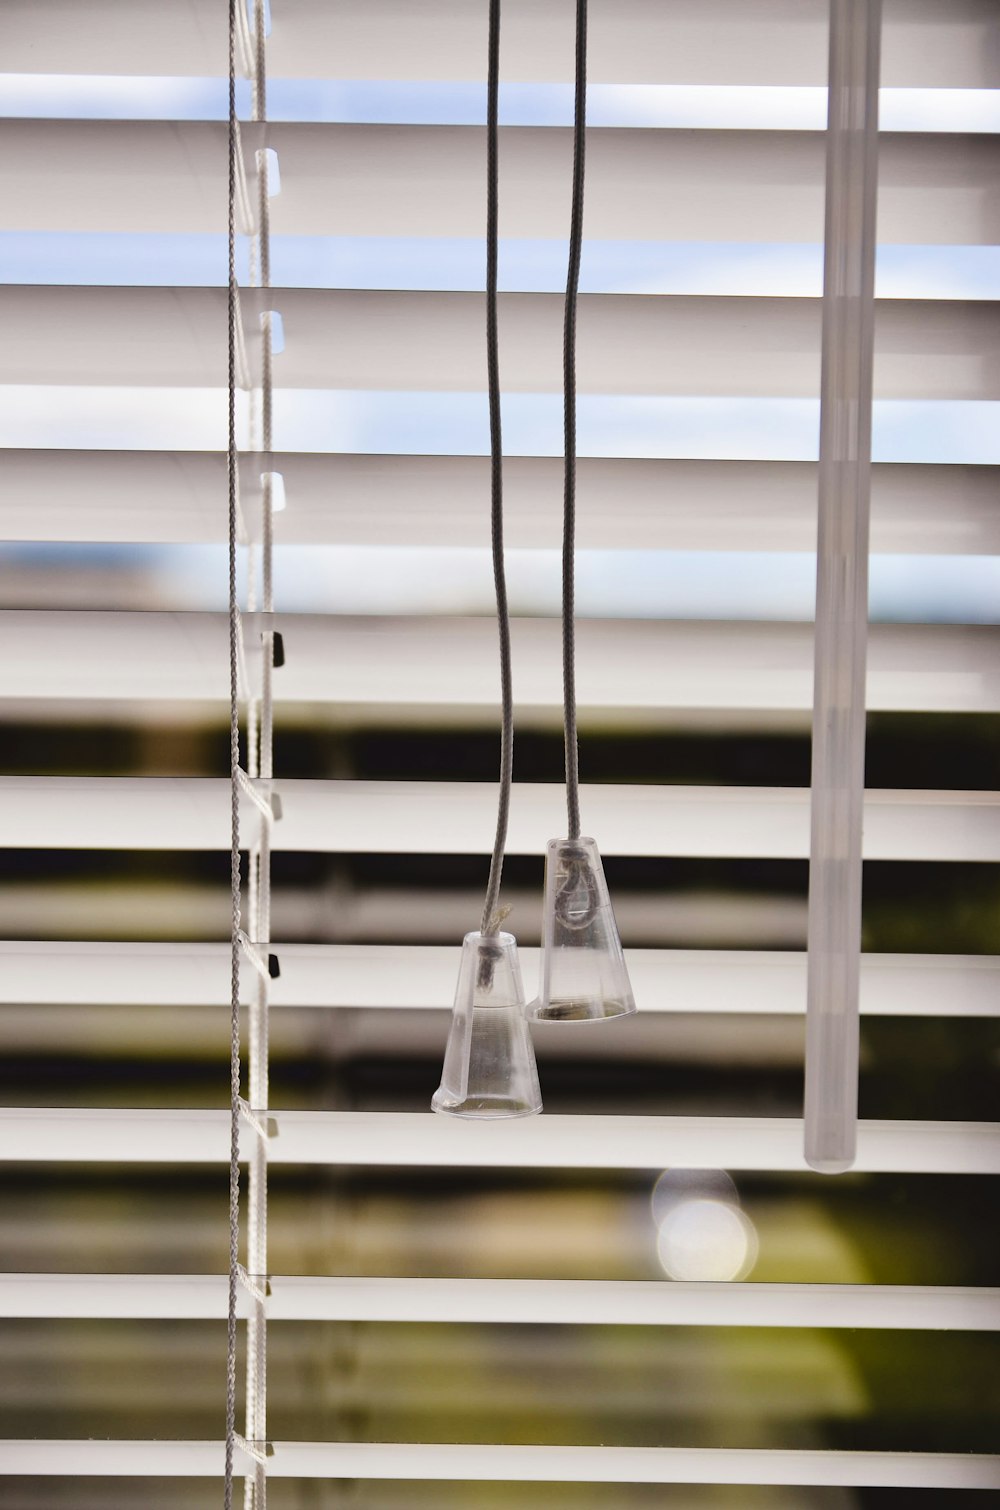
(224, 0), (242, 1501)
(243, 3), (274, 1504)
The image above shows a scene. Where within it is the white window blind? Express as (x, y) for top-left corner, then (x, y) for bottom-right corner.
(1, 0), (998, 1505)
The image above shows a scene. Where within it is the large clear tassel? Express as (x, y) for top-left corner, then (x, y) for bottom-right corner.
(528, 838), (635, 1023)
(433, 932), (542, 1119)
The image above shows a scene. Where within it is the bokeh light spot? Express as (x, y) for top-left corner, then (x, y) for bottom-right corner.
(656, 1198), (759, 1282)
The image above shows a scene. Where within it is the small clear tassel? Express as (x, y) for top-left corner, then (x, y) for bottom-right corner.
(432, 932), (542, 1118)
(528, 837), (636, 1023)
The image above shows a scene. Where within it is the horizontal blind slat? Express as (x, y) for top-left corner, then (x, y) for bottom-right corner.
(3, 287), (996, 397)
(2, 453), (997, 553)
(5, 0), (995, 86)
(3, 616), (997, 715)
(0, 777), (996, 860)
(0, 1109), (996, 1172)
(2, 942), (996, 1017)
(4, 122), (994, 244)
(1, 1439), (997, 1488)
(2, 1274), (997, 1329)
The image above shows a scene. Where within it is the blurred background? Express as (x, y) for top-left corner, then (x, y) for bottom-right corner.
(1, 6), (999, 1507)
(1, 571), (997, 1510)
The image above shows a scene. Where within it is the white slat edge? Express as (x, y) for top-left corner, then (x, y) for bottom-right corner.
(1, 1274), (997, 1329)
(0, 1439), (998, 1486)
(1, 943), (996, 1017)
(0, 1110), (996, 1172)
(0, 777), (997, 860)
(3, 122), (994, 244)
(3, 287), (997, 398)
(6, 0), (995, 87)
(2, 616), (998, 715)
(1, 454), (997, 553)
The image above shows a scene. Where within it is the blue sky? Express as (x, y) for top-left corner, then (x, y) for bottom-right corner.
(1, 75), (998, 131)
(1, 74), (996, 620)
(3, 233), (998, 300)
(8, 538), (999, 624)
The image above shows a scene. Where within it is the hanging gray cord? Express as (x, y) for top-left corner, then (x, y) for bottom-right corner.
(562, 0), (587, 843)
(224, 0), (242, 1502)
(479, 0), (514, 940)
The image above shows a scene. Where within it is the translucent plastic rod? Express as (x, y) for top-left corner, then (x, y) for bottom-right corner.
(0, 1441), (998, 1489)
(805, 0), (881, 1176)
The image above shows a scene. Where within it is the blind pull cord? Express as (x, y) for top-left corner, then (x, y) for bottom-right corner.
(431, 0), (543, 1121)
(561, 0), (587, 846)
(478, 0), (513, 945)
(526, 0), (637, 1026)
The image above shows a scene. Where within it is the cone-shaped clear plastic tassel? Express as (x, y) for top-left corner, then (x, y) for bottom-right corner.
(528, 837), (636, 1022)
(432, 931), (542, 1119)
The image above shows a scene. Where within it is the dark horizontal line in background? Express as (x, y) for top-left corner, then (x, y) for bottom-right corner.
(3, 714), (996, 788)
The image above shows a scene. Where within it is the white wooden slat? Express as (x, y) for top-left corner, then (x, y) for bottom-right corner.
(3, 287), (996, 398)
(5, 0), (995, 87)
(1, 942), (996, 1017)
(2, 1274), (997, 1329)
(3, 615), (997, 716)
(2, 453), (998, 553)
(4, 122), (995, 245)
(0, 1109), (996, 1173)
(2, 1439), (998, 1488)
(1, 777), (997, 861)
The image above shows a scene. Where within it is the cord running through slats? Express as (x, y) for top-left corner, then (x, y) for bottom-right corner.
(224, 0), (242, 1503)
(242, 6), (274, 1505)
(562, 0), (588, 842)
(479, 0), (515, 938)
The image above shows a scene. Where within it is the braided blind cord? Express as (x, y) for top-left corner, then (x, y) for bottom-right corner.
(479, 0), (514, 939)
(224, 0), (241, 1503)
(562, 0), (588, 843)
